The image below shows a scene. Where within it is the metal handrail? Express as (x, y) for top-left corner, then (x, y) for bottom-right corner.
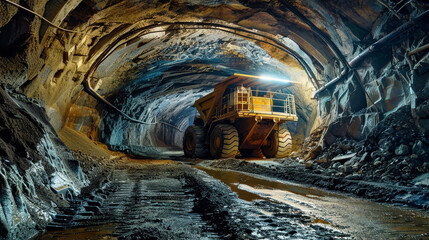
(216, 87), (296, 117)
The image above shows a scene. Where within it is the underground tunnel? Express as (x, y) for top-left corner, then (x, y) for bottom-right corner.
(0, 0), (429, 239)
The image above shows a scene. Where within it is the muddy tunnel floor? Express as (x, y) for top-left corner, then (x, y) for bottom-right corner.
(34, 160), (350, 240)
(37, 166), (220, 239)
(195, 164), (429, 239)
(32, 154), (429, 240)
(28, 127), (428, 240)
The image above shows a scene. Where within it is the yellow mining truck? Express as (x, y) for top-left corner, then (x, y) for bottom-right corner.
(183, 73), (298, 159)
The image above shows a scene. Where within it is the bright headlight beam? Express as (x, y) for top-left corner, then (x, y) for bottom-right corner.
(234, 73), (301, 84)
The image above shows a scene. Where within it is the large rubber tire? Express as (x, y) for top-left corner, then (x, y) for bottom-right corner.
(262, 126), (292, 158)
(210, 124), (239, 158)
(183, 125), (208, 158)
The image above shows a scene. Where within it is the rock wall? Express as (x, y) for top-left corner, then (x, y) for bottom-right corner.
(0, 0), (385, 150)
(298, 4), (429, 188)
(314, 5), (429, 148)
(0, 87), (88, 240)
(0, 0), (427, 157)
(64, 91), (102, 140)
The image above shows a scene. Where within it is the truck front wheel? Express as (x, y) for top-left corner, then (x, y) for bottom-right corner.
(183, 125), (208, 158)
(210, 124), (239, 158)
(262, 126), (292, 158)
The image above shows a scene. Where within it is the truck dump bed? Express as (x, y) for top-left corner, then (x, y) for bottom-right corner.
(194, 73), (298, 125)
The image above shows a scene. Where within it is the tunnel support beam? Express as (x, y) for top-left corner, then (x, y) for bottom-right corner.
(349, 10), (429, 67)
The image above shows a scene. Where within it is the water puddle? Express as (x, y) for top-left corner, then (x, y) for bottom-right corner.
(34, 224), (117, 240)
(197, 165), (429, 239)
(311, 218), (332, 225)
(195, 165), (337, 200)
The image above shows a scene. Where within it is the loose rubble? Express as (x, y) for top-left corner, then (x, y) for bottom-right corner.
(303, 106), (429, 186)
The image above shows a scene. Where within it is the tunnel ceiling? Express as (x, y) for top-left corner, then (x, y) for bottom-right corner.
(79, 0), (382, 93)
(0, 0), (385, 102)
(2, 0), (425, 150)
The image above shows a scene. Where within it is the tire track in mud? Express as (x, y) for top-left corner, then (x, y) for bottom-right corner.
(36, 164), (350, 240)
(36, 168), (220, 239)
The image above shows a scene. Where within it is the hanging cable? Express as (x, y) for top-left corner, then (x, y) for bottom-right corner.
(1, 0), (81, 34)
(82, 80), (183, 132)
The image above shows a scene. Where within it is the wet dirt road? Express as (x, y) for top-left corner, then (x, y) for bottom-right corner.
(34, 155), (429, 240)
(35, 165), (219, 239)
(196, 165), (429, 240)
(35, 160), (349, 239)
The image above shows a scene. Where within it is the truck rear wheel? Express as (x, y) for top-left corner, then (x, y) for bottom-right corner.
(262, 126), (292, 158)
(183, 125), (208, 158)
(210, 124), (239, 158)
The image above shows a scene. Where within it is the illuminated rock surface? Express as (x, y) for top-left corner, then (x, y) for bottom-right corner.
(0, 0), (428, 239)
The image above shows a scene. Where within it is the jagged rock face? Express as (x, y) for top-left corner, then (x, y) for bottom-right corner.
(0, 0), (428, 151)
(0, 88), (88, 239)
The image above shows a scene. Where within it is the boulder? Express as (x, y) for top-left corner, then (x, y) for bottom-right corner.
(347, 115), (363, 140)
(327, 119), (348, 137)
(323, 131), (337, 146)
(352, 161), (360, 172)
(370, 151), (382, 160)
(342, 164), (353, 174)
(316, 155), (328, 164)
(344, 156), (358, 167)
(373, 160), (382, 167)
(395, 144), (409, 156)
(332, 162), (342, 170)
(342, 157), (358, 174)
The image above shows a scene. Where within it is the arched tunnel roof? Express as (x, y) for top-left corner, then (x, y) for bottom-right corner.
(0, 0), (427, 152)
(1, 0), (385, 93)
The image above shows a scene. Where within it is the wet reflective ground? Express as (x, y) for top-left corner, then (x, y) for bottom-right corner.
(197, 166), (429, 240)
(35, 167), (220, 240)
(35, 162), (349, 240)
(34, 156), (428, 240)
